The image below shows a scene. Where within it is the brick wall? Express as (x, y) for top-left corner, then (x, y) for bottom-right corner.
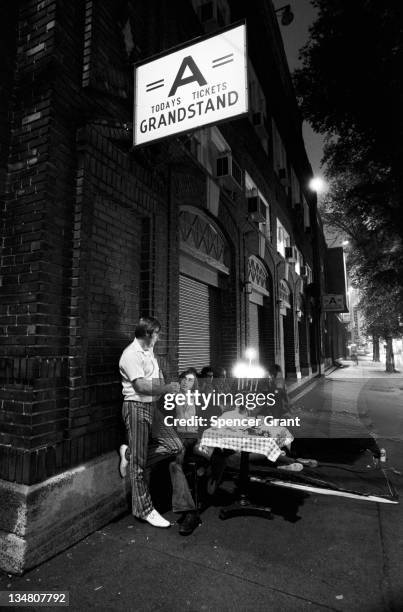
(0, 0), (176, 484)
(0, 2), (18, 191)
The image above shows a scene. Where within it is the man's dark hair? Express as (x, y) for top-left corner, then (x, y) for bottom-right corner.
(200, 366), (214, 377)
(179, 368), (197, 380)
(135, 316), (161, 338)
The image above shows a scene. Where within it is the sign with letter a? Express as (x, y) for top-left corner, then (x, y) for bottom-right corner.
(134, 23), (247, 146)
(322, 294), (345, 312)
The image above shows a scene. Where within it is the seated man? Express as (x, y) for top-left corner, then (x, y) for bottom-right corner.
(210, 394), (304, 472)
(174, 368), (227, 497)
(173, 369), (200, 445)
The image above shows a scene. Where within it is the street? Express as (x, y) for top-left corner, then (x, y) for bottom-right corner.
(1, 357), (402, 612)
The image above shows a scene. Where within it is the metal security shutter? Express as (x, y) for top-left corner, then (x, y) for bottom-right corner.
(208, 284), (222, 369)
(249, 301), (260, 359)
(179, 275), (211, 372)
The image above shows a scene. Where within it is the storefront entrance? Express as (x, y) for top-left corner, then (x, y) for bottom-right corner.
(178, 275), (221, 372)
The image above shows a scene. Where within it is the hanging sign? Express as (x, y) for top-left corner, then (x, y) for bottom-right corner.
(322, 294), (345, 311)
(134, 23), (248, 146)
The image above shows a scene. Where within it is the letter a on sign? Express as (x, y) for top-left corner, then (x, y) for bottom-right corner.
(168, 56), (207, 97)
(323, 294), (344, 311)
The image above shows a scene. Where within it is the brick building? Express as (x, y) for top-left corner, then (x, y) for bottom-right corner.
(1, 0), (327, 573)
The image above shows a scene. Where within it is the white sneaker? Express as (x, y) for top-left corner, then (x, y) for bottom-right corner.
(144, 509), (171, 528)
(119, 444), (129, 478)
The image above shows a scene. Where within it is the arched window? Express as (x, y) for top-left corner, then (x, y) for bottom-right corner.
(178, 206), (231, 372)
(179, 207), (229, 273)
(279, 280), (291, 309)
(297, 293), (305, 320)
(248, 256), (270, 296)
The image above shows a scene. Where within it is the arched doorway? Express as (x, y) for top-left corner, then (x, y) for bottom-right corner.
(247, 256), (274, 368)
(178, 206), (232, 373)
(278, 280), (291, 377)
(278, 279), (299, 378)
(309, 296), (318, 373)
(297, 293), (311, 375)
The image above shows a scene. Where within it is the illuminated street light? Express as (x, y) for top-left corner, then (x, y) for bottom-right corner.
(232, 359), (266, 391)
(244, 347), (257, 361)
(309, 177), (327, 193)
(342, 240), (349, 246)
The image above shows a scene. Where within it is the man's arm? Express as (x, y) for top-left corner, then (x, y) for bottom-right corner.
(133, 378), (179, 396)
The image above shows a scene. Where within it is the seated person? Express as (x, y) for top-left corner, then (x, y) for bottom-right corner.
(175, 368), (227, 495)
(215, 395), (304, 472)
(174, 369), (199, 447)
(199, 366), (215, 393)
(214, 366), (234, 413)
(198, 365), (225, 424)
(268, 364), (290, 417)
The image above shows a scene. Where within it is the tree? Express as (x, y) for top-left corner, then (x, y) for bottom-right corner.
(322, 179), (403, 370)
(319, 167), (403, 371)
(320, 169), (403, 305)
(294, 0), (403, 370)
(358, 282), (402, 372)
(294, 0), (403, 238)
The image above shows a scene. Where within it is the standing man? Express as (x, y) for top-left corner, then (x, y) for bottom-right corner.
(119, 316), (200, 535)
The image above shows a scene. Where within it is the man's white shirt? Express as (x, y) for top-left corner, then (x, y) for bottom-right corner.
(119, 338), (161, 402)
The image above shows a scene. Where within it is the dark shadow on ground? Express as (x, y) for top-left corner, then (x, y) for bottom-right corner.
(131, 436), (395, 527)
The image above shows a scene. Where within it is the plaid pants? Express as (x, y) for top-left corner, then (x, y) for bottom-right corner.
(122, 401), (196, 518)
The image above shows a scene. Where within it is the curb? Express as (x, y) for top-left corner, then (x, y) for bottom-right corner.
(288, 374), (323, 404)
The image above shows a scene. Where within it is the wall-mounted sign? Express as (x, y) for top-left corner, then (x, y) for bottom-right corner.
(322, 294), (345, 311)
(134, 23), (247, 146)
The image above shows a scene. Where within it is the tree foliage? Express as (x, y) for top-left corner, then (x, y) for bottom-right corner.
(294, 0), (403, 357)
(295, 0), (403, 179)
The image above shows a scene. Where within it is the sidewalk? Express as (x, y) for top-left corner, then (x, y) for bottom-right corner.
(286, 370), (322, 402)
(328, 355), (403, 380)
(1, 357), (402, 611)
(287, 355), (403, 455)
(0, 494), (395, 612)
(1, 463), (400, 612)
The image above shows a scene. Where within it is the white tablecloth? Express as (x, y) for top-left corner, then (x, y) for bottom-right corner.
(200, 426), (293, 462)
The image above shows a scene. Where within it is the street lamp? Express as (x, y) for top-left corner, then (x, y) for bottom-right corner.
(309, 177), (327, 194)
(274, 4), (294, 26)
